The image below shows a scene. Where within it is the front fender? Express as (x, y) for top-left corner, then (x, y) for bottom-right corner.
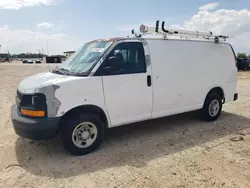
(51, 76), (111, 126)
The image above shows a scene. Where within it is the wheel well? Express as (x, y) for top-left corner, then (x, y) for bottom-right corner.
(57, 105), (108, 133)
(206, 87), (225, 102)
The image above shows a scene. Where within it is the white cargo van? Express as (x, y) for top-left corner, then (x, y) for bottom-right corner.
(11, 21), (238, 155)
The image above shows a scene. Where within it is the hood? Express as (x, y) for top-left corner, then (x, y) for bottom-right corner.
(18, 72), (73, 94)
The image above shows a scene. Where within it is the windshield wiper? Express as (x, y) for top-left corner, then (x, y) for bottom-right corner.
(52, 68), (70, 75)
(71, 72), (88, 76)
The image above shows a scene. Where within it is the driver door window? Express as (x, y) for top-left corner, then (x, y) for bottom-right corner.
(96, 42), (146, 76)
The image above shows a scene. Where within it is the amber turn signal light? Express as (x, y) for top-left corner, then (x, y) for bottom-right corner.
(20, 109), (45, 117)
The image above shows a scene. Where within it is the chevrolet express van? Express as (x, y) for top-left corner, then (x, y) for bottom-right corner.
(11, 22), (238, 155)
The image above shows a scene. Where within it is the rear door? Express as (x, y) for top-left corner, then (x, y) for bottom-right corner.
(95, 41), (153, 127)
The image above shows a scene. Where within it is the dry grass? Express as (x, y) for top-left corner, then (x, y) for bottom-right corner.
(0, 65), (250, 188)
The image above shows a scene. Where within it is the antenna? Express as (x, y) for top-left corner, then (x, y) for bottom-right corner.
(138, 20), (229, 42)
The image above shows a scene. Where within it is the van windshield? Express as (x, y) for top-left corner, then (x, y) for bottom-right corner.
(57, 41), (113, 76)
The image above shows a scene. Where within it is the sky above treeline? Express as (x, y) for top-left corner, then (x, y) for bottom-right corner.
(0, 0), (250, 55)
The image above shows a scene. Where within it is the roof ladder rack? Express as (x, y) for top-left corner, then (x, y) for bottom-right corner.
(137, 20), (229, 42)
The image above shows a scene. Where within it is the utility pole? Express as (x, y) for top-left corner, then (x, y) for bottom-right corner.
(46, 36), (49, 56)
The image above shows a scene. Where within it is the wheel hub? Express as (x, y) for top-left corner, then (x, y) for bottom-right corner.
(209, 99), (220, 117)
(72, 122), (98, 148)
(78, 129), (90, 140)
(82, 130), (90, 139)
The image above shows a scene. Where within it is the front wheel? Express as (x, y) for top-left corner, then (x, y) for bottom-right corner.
(201, 93), (222, 122)
(60, 113), (105, 156)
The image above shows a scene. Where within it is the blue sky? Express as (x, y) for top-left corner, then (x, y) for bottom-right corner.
(0, 0), (250, 54)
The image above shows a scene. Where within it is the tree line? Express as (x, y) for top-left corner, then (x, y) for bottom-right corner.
(0, 53), (45, 59)
(237, 53), (250, 59)
(0, 53), (65, 59)
(0, 52), (249, 60)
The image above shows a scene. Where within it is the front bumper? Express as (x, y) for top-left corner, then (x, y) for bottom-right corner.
(11, 105), (60, 140)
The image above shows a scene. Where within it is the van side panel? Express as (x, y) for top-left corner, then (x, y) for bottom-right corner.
(146, 39), (237, 118)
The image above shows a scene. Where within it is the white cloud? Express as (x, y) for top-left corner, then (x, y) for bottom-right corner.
(184, 7), (250, 53)
(37, 22), (54, 28)
(0, 0), (55, 9)
(230, 33), (250, 53)
(0, 26), (82, 54)
(199, 3), (218, 11)
(185, 9), (250, 36)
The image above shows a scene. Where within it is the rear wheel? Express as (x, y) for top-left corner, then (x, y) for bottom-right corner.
(60, 113), (105, 155)
(202, 93), (222, 121)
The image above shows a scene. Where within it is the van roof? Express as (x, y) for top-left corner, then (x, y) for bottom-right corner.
(88, 37), (126, 43)
(87, 36), (229, 44)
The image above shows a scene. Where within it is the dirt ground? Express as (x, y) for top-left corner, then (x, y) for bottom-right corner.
(0, 64), (250, 188)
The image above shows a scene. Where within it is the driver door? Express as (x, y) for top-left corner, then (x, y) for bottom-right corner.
(95, 41), (153, 127)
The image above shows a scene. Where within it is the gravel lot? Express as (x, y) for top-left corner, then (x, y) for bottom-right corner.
(0, 64), (250, 188)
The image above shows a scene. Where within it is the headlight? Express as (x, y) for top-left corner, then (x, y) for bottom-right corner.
(31, 95), (46, 109)
(19, 94), (47, 117)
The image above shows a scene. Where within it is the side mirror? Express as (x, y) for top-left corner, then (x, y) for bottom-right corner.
(104, 56), (119, 74)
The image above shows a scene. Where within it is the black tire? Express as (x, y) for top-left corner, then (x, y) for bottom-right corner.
(60, 113), (105, 156)
(202, 93), (222, 122)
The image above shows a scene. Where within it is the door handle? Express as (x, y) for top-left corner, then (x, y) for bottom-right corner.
(147, 75), (151, 87)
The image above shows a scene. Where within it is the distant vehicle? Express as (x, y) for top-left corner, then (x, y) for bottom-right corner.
(237, 58), (248, 71)
(11, 21), (238, 156)
(22, 60), (28, 64)
(247, 59), (250, 70)
(27, 60), (33, 64)
(1, 57), (10, 63)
